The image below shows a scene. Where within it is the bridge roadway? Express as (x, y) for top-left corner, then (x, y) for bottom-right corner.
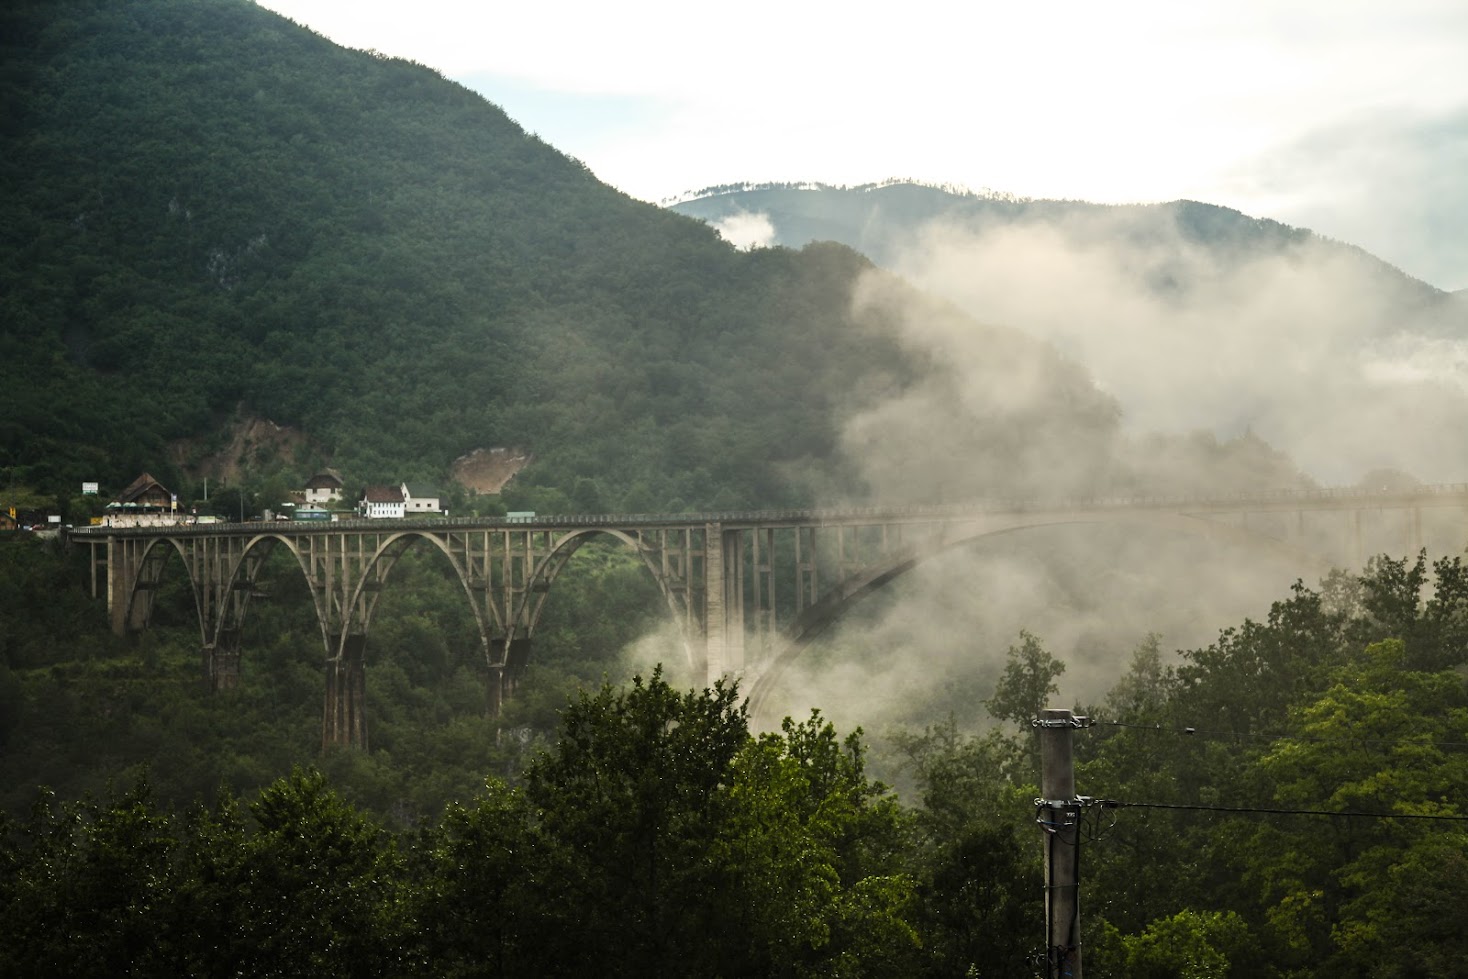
(70, 484), (1468, 748)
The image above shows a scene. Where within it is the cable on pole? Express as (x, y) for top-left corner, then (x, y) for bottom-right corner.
(1098, 799), (1468, 821)
(1095, 719), (1468, 749)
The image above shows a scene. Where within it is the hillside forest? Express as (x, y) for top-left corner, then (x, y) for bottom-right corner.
(3, 536), (1467, 977)
(3, 0), (1467, 976)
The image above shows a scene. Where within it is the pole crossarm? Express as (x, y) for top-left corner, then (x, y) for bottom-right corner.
(70, 483), (1468, 748)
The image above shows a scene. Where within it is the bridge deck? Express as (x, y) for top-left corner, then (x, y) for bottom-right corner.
(67, 484), (1468, 539)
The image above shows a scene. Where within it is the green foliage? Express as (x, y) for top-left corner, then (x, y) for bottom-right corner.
(1239, 639), (1468, 973)
(235, 768), (410, 975)
(1118, 909), (1251, 979)
(509, 672), (919, 976)
(520, 670), (751, 974)
(892, 717), (1040, 977)
(1075, 560), (1468, 978)
(984, 630), (1066, 726)
(6, 545), (1468, 977)
(0, 779), (177, 977)
(411, 779), (553, 976)
(0, 770), (411, 977)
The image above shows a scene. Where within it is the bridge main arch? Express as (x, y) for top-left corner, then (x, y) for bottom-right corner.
(739, 509), (1338, 717)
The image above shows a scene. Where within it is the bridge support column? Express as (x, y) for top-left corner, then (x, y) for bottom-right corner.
(703, 523), (726, 685)
(323, 634), (368, 750)
(205, 633), (242, 691)
(107, 536), (130, 635)
(722, 528), (745, 674)
(484, 637), (534, 716)
(486, 664), (504, 716)
(504, 637), (532, 699)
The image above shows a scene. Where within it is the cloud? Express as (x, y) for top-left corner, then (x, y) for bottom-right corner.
(873, 206), (1468, 485)
(710, 211), (776, 251)
(754, 198), (1468, 737)
(256, 3), (1467, 193)
(753, 523), (1318, 737)
(1361, 335), (1468, 392)
(1222, 106), (1468, 290)
(249, 0), (1468, 735)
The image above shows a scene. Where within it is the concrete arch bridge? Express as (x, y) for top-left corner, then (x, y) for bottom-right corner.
(70, 486), (1468, 748)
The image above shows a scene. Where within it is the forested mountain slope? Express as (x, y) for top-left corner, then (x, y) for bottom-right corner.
(3, 0), (872, 506)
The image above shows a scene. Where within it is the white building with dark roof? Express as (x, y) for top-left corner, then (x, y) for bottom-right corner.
(401, 483), (442, 515)
(358, 485), (405, 519)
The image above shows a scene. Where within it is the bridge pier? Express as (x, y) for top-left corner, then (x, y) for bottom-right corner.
(704, 525), (726, 678)
(107, 537), (149, 634)
(205, 632), (242, 691)
(483, 636), (534, 716)
(486, 665), (504, 715)
(323, 634), (369, 750)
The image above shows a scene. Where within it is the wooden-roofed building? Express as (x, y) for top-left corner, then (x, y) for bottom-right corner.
(112, 472), (172, 511)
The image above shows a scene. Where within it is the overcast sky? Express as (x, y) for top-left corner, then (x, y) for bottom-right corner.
(255, 0), (1467, 290)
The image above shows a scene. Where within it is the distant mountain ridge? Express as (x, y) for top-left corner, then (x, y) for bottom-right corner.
(671, 182), (1468, 484)
(670, 181), (1448, 298)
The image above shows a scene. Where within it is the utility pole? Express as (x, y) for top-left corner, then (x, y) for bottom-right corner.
(1035, 707), (1085, 979)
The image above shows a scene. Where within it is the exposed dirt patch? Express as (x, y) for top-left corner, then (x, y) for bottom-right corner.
(451, 447), (530, 494)
(169, 409), (315, 483)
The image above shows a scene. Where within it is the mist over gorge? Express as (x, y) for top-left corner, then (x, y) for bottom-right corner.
(3, 0), (1458, 730)
(677, 185), (1468, 488)
(673, 185), (1468, 727)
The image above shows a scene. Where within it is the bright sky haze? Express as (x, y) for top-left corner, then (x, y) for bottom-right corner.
(255, 0), (1467, 290)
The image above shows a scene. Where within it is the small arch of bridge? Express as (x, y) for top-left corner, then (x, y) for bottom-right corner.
(93, 520), (722, 747)
(116, 534), (206, 639)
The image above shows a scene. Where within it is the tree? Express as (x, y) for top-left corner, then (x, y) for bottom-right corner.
(742, 714), (919, 977)
(517, 670), (920, 977)
(411, 779), (559, 977)
(1245, 640), (1468, 973)
(984, 631), (1066, 726)
(1102, 633), (1175, 722)
(0, 779), (179, 977)
(227, 768), (410, 977)
(1117, 909), (1251, 979)
(521, 669), (750, 976)
(893, 717), (1042, 977)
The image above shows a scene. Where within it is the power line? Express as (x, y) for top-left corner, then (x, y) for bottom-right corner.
(1096, 720), (1468, 749)
(1102, 799), (1468, 821)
